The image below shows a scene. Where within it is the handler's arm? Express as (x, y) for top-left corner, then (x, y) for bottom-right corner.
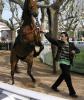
(44, 32), (63, 47)
(71, 43), (80, 54)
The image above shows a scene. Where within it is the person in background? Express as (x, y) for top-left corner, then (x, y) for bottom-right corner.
(44, 32), (80, 97)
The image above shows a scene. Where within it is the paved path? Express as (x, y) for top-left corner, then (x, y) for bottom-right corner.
(0, 50), (84, 100)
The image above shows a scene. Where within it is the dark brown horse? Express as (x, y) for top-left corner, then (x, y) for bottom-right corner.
(10, 0), (44, 85)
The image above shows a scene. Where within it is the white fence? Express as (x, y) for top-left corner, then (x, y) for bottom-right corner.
(70, 41), (84, 47)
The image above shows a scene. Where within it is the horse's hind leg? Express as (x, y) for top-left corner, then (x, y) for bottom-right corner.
(27, 64), (37, 87)
(25, 53), (36, 83)
(27, 62), (36, 83)
(15, 62), (19, 73)
(10, 52), (19, 84)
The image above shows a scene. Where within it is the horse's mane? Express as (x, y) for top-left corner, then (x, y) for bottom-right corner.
(21, 0), (32, 24)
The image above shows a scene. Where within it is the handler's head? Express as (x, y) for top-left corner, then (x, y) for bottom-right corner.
(60, 32), (69, 42)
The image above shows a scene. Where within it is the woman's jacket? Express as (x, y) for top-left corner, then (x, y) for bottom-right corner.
(45, 33), (80, 65)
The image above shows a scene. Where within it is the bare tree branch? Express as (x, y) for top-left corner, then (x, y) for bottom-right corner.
(9, 0), (23, 8)
(0, 19), (13, 30)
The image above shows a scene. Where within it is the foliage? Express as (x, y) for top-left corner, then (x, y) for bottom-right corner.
(0, 0), (23, 30)
(59, 0), (79, 32)
(68, 31), (74, 36)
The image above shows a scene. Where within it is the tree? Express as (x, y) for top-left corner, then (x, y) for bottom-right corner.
(0, 0), (3, 18)
(49, 0), (64, 73)
(9, 0), (23, 8)
(59, 0), (79, 32)
(49, 0), (80, 73)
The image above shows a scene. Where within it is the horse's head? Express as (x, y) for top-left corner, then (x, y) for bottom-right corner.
(29, 0), (38, 17)
(22, 0), (38, 21)
(20, 0), (39, 42)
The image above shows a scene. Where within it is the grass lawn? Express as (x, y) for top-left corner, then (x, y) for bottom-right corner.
(71, 48), (84, 74)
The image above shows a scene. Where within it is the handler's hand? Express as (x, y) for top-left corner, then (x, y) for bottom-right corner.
(71, 50), (75, 54)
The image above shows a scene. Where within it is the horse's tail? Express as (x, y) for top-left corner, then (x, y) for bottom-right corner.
(47, 8), (52, 33)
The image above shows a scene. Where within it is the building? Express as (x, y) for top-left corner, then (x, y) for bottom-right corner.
(0, 22), (12, 50)
(0, 22), (12, 42)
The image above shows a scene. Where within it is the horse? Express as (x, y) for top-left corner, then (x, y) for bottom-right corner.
(10, 0), (44, 85)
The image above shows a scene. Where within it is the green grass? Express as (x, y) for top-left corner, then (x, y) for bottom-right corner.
(71, 48), (84, 74)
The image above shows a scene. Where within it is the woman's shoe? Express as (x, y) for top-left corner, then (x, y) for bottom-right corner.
(69, 94), (78, 98)
(51, 86), (59, 92)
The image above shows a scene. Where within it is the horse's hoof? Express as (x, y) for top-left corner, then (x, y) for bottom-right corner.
(12, 83), (14, 85)
(8, 80), (12, 85)
(32, 82), (38, 88)
(11, 81), (14, 85)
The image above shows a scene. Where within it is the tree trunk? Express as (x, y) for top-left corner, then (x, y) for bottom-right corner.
(50, 8), (59, 74)
(0, 0), (3, 19)
(50, 0), (64, 74)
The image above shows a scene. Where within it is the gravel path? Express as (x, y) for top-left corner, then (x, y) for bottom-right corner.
(0, 50), (84, 100)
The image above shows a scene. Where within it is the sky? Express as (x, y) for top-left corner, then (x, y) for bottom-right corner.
(2, 0), (11, 20)
(2, 0), (22, 21)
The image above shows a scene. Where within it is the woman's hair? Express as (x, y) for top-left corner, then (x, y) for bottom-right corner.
(61, 32), (69, 41)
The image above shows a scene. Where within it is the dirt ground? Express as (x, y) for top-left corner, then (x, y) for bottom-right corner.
(0, 50), (84, 100)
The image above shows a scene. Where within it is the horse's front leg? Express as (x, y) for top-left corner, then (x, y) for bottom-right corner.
(34, 42), (44, 57)
(15, 62), (20, 73)
(27, 62), (36, 83)
(39, 42), (44, 53)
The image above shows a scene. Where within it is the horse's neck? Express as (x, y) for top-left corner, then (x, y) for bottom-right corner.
(22, 16), (34, 26)
(23, 21), (31, 26)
